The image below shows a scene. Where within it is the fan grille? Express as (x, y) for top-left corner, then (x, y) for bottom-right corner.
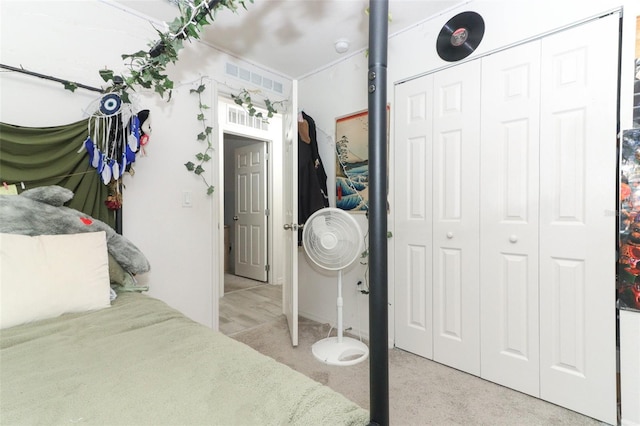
(302, 208), (363, 270)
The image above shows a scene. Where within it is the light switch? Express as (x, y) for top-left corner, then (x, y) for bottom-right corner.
(182, 191), (193, 207)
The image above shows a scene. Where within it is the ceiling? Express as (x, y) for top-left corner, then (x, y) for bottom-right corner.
(113, 0), (464, 79)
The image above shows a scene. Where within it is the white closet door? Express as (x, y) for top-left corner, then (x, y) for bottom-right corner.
(394, 75), (434, 359)
(432, 60), (481, 375)
(480, 40), (541, 396)
(539, 14), (618, 425)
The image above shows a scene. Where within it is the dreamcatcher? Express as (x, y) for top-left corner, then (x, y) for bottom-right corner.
(80, 92), (151, 210)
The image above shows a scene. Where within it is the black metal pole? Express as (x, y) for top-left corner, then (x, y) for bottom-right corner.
(0, 63), (103, 93)
(367, 1), (389, 425)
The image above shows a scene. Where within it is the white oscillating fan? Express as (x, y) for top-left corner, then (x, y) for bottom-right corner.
(302, 207), (369, 366)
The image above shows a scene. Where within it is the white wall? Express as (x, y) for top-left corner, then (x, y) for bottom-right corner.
(297, 0), (640, 340)
(0, 0), (292, 328)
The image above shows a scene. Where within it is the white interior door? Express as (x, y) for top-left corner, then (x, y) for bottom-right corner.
(538, 14), (618, 424)
(480, 40), (541, 397)
(394, 74), (434, 359)
(431, 60), (481, 376)
(234, 142), (267, 282)
(283, 81), (299, 346)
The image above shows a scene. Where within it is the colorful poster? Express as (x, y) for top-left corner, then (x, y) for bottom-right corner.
(619, 129), (640, 312)
(634, 15), (640, 128)
(334, 107), (389, 213)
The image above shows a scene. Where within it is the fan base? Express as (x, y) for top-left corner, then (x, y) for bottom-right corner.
(312, 336), (369, 366)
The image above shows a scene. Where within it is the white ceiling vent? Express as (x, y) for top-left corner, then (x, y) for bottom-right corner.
(225, 62), (284, 94)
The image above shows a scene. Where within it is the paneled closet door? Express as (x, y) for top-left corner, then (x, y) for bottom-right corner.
(479, 40), (541, 396)
(432, 60), (481, 376)
(393, 75), (434, 359)
(538, 14), (618, 425)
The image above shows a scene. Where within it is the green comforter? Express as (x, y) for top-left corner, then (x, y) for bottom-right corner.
(0, 293), (369, 425)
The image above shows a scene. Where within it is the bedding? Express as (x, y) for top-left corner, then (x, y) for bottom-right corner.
(0, 292), (369, 425)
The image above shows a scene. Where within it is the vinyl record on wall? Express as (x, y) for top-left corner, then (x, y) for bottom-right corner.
(436, 11), (485, 62)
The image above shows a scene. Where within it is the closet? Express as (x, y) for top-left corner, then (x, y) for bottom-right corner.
(394, 14), (618, 424)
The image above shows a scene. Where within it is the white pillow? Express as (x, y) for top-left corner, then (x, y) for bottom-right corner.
(0, 231), (111, 329)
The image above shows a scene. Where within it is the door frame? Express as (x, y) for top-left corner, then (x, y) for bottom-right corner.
(216, 96), (284, 304)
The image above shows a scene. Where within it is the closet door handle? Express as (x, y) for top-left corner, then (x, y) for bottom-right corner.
(446, 232), (454, 239)
(509, 234), (518, 243)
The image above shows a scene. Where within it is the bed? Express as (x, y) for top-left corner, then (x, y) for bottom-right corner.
(0, 291), (369, 425)
(0, 218), (368, 425)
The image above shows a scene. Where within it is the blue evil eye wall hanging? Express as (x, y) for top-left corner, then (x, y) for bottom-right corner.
(99, 93), (122, 116)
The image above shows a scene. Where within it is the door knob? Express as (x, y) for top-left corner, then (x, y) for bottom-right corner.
(283, 223), (303, 231)
(509, 234), (518, 243)
(446, 232), (454, 239)
(233, 216), (239, 221)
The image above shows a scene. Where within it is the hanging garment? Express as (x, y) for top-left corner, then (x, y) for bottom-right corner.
(303, 111), (329, 207)
(298, 111), (329, 245)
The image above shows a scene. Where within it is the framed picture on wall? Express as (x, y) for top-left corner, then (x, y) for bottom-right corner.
(335, 106), (390, 213)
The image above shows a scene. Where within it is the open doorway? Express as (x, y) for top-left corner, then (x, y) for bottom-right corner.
(217, 97), (285, 335)
(222, 134), (268, 288)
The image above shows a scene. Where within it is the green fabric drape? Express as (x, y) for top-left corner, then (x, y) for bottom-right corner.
(0, 120), (115, 228)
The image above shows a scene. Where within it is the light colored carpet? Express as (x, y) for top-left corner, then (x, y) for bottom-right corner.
(231, 315), (604, 426)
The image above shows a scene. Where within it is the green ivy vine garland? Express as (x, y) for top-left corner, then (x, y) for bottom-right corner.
(230, 89), (284, 122)
(66, 0), (288, 195)
(64, 0), (284, 195)
(185, 79), (215, 195)
(96, 0), (252, 100)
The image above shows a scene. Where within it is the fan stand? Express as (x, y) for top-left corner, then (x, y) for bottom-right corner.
(312, 270), (369, 366)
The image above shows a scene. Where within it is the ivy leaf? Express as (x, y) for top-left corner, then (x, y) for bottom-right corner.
(194, 165), (205, 175)
(121, 50), (148, 60)
(197, 113), (205, 121)
(196, 153), (204, 160)
(186, 24), (200, 39)
(168, 16), (185, 33)
(197, 132), (206, 141)
(207, 186), (215, 195)
(202, 153), (211, 161)
(200, 103), (210, 109)
(63, 81), (78, 92)
(120, 91), (131, 104)
(99, 69), (114, 83)
(184, 161), (195, 171)
(205, 126), (213, 134)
